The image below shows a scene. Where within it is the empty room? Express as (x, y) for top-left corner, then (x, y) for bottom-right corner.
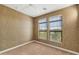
(0, 4), (79, 55)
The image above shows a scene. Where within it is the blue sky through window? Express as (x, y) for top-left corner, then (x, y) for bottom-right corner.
(50, 21), (62, 30)
(39, 18), (47, 30)
(49, 16), (62, 21)
(38, 16), (62, 30)
(39, 23), (47, 30)
(49, 16), (62, 30)
(38, 18), (47, 23)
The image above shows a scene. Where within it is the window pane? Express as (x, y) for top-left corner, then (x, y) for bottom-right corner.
(50, 21), (62, 30)
(49, 32), (61, 43)
(39, 23), (47, 30)
(38, 18), (47, 23)
(39, 32), (47, 40)
(38, 18), (47, 40)
(49, 16), (62, 43)
(38, 18), (47, 30)
(49, 16), (62, 21)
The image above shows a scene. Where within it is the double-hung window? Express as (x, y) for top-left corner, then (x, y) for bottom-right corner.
(38, 15), (62, 43)
(49, 16), (62, 43)
(38, 18), (47, 40)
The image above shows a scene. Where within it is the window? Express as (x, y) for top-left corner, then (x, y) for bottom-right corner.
(38, 15), (62, 43)
(49, 16), (62, 43)
(38, 18), (47, 40)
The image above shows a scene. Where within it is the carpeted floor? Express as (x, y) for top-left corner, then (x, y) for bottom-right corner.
(1, 42), (73, 55)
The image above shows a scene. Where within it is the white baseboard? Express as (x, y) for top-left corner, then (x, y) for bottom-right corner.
(35, 40), (79, 55)
(0, 40), (79, 55)
(0, 40), (34, 54)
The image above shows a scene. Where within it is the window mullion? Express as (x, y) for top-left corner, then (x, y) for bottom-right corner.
(47, 17), (50, 40)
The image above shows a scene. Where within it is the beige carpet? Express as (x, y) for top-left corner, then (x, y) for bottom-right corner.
(1, 42), (73, 55)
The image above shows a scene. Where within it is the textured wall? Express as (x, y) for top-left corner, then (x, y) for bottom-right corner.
(34, 5), (79, 52)
(0, 5), (33, 51)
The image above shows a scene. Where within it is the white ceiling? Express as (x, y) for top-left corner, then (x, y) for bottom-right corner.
(4, 4), (73, 17)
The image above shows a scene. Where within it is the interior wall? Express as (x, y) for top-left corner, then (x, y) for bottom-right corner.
(76, 5), (79, 52)
(0, 5), (33, 51)
(33, 5), (79, 52)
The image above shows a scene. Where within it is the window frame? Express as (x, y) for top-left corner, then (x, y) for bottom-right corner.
(37, 15), (63, 43)
(48, 15), (62, 43)
(38, 17), (48, 40)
